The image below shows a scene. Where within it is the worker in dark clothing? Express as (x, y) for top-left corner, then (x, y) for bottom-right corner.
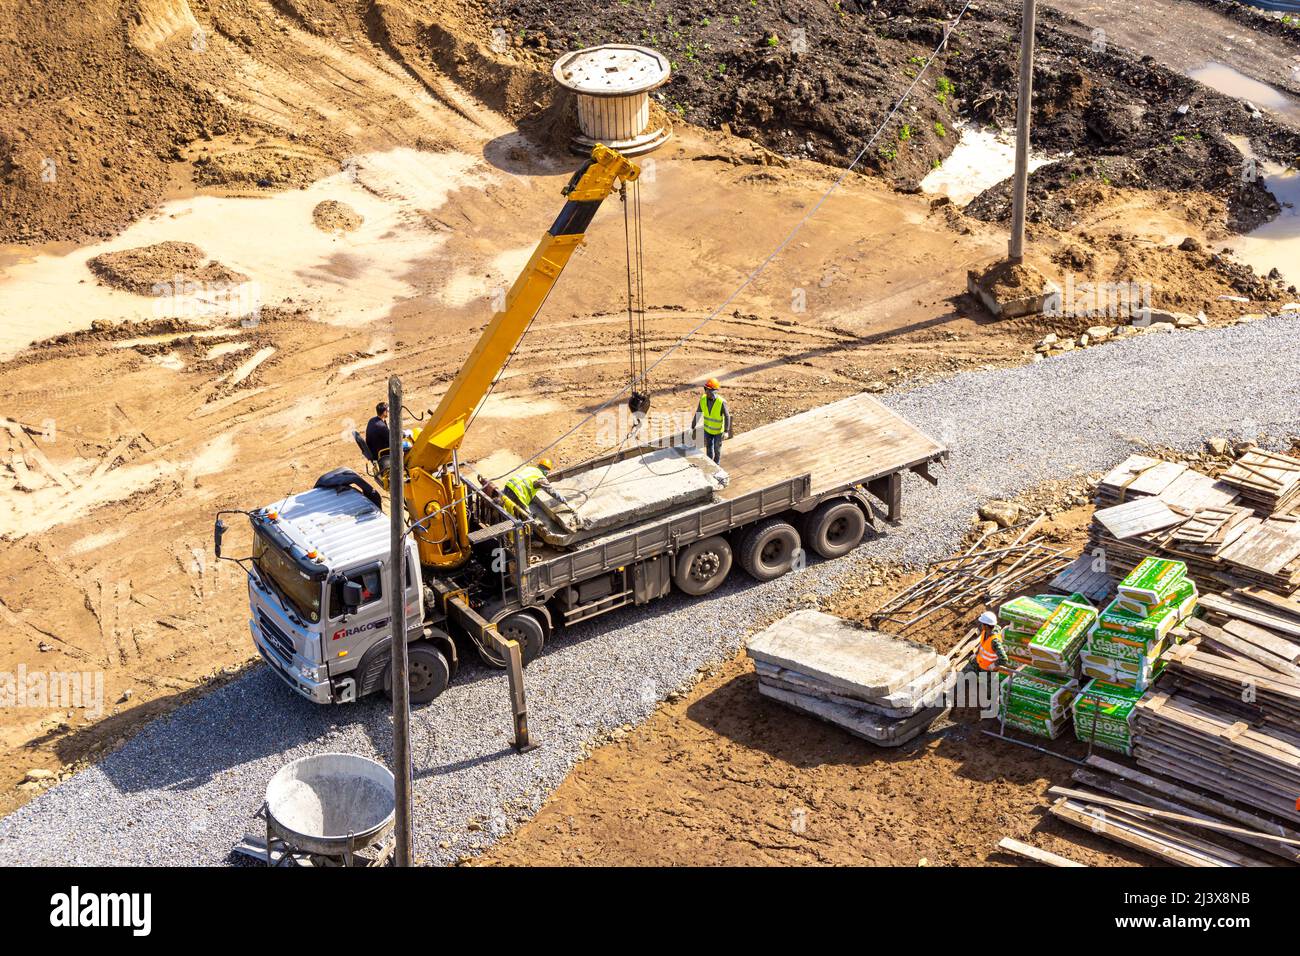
(691, 377), (732, 464)
(366, 402), (391, 471)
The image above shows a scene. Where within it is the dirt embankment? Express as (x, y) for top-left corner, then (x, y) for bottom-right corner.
(0, 0), (540, 244)
(5, 0), (1298, 247)
(491, 0), (1300, 231)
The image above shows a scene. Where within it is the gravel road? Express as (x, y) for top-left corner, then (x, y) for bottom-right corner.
(2, 316), (1298, 865)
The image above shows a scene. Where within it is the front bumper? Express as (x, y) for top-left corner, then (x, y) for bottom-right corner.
(249, 619), (333, 704)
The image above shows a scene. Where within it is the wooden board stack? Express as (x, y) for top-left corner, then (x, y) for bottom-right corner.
(1160, 602), (1300, 733)
(1133, 691), (1300, 827)
(1219, 449), (1300, 516)
(1088, 454), (1300, 597)
(1047, 755), (1300, 866)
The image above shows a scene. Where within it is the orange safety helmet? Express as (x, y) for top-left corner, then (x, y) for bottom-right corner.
(538, 458), (554, 471)
(705, 377), (721, 390)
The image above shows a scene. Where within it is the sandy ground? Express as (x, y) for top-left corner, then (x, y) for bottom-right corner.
(1, 0), (1296, 837)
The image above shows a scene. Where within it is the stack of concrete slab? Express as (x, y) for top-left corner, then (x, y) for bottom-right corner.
(746, 609), (953, 747)
(533, 445), (727, 545)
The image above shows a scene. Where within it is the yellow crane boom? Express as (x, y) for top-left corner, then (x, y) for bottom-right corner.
(397, 144), (640, 570)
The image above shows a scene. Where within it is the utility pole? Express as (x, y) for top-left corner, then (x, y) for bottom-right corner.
(388, 374), (413, 867)
(1008, 0), (1037, 263)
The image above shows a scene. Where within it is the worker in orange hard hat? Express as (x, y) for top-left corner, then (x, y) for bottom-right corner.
(691, 377), (732, 464)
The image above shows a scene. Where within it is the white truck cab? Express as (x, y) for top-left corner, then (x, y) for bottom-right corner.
(222, 472), (455, 704)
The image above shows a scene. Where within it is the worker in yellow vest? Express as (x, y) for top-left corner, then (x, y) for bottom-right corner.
(975, 610), (1009, 672)
(501, 458), (566, 520)
(691, 377), (732, 464)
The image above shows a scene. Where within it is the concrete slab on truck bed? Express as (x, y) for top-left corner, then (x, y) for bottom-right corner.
(534, 446), (726, 545)
(719, 392), (945, 499)
(746, 609), (944, 697)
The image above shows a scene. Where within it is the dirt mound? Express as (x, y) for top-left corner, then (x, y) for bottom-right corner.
(192, 142), (336, 190)
(0, 0), (241, 243)
(312, 199), (364, 232)
(87, 241), (250, 296)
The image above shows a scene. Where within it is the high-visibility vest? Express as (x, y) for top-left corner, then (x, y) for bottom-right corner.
(504, 465), (546, 508)
(976, 628), (1000, 671)
(698, 393), (727, 436)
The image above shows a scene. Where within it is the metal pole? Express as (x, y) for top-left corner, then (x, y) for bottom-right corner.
(388, 374), (413, 867)
(1008, 0), (1037, 263)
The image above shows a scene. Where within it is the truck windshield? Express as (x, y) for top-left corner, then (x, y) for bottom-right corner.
(252, 532), (323, 623)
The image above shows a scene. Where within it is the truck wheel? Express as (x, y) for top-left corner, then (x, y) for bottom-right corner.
(674, 536), (733, 596)
(802, 500), (867, 559)
(477, 609), (547, 668)
(497, 611), (546, 664)
(738, 518), (801, 582)
(384, 643), (450, 705)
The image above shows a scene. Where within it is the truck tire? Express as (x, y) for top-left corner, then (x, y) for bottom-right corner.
(477, 608), (547, 668)
(384, 643), (451, 705)
(673, 536), (733, 596)
(738, 518), (801, 582)
(802, 500), (867, 559)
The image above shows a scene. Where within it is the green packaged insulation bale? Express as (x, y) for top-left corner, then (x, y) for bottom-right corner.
(999, 596), (1055, 631)
(1117, 557), (1187, 607)
(1170, 578), (1199, 622)
(1072, 678), (1144, 754)
(1003, 711), (1068, 739)
(1113, 576), (1198, 619)
(998, 667), (1078, 713)
(1082, 657), (1164, 692)
(1096, 600), (1179, 644)
(1028, 594), (1095, 671)
(1080, 655), (1155, 692)
(1085, 623), (1168, 662)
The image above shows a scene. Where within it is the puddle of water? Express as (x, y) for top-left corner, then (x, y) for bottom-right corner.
(0, 148), (496, 360)
(920, 123), (1055, 206)
(1188, 63), (1300, 124)
(1225, 135), (1300, 287)
(1234, 164), (1300, 287)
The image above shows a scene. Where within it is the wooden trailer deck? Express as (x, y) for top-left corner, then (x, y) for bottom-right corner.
(720, 392), (947, 500)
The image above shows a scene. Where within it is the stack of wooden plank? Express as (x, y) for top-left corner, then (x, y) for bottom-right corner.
(1220, 449), (1300, 516)
(1133, 691), (1300, 826)
(1095, 456), (1189, 506)
(1046, 756), (1300, 866)
(1083, 454), (1300, 596)
(1160, 617), (1300, 729)
(1167, 504), (1254, 557)
(1215, 516), (1300, 591)
(1200, 587), (1300, 641)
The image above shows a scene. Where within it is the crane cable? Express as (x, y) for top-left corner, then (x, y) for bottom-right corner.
(486, 1), (974, 484)
(622, 180), (651, 420)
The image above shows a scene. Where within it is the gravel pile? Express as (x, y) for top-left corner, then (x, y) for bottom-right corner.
(2, 316), (1298, 865)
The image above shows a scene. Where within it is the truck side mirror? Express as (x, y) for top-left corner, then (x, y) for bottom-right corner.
(214, 518), (227, 558)
(342, 580), (364, 613)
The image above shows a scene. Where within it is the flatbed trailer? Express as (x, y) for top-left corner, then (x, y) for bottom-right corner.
(428, 393), (947, 743)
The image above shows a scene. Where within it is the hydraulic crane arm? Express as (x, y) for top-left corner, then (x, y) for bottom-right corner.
(397, 144), (640, 570)
(406, 144), (640, 474)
